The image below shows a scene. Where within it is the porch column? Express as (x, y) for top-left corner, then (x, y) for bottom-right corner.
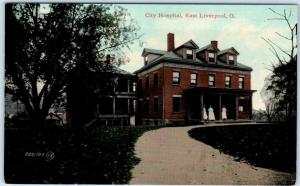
(128, 98), (130, 115)
(113, 97), (116, 116)
(200, 93), (204, 121)
(235, 95), (239, 120)
(218, 94), (222, 120)
(249, 95), (253, 120)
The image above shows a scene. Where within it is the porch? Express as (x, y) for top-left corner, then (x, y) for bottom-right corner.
(184, 87), (256, 122)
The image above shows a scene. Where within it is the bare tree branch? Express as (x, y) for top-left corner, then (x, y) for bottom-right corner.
(275, 32), (291, 40)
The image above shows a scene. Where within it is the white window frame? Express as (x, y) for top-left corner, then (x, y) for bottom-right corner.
(208, 74), (215, 87)
(225, 75), (232, 88)
(209, 52), (215, 58)
(238, 76), (244, 89)
(186, 49), (193, 55)
(172, 71), (180, 85)
(190, 73), (197, 86)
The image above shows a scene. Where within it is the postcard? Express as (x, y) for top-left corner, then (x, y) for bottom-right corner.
(4, 3), (297, 184)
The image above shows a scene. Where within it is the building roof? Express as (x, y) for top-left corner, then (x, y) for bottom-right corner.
(136, 40), (252, 74)
(218, 47), (239, 56)
(113, 66), (134, 76)
(142, 48), (166, 56)
(197, 44), (219, 53)
(135, 56), (252, 74)
(174, 39), (199, 50)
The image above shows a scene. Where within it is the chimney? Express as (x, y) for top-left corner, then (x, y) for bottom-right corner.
(167, 33), (175, 51)
(211, 40), (218, 49)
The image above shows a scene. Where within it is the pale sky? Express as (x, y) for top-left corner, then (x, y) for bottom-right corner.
(118, 4), (298, 110)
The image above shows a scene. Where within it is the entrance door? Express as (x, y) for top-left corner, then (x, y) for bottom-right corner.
(222, 95), (236, 120)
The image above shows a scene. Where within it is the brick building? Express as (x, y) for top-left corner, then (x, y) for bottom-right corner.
(135, 33), (256, 125)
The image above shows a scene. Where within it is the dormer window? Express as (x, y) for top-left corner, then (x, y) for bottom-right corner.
(144, 56), (148, 65)
(228, 55), (234, 65)
(208, 52), (215, 62)
(186, 49), (193, 60)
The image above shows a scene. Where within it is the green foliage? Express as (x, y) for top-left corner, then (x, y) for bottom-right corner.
(5, 3), (140, 126)
(5, 125), (160, 184)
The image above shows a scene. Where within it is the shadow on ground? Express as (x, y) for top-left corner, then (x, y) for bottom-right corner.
(5, 125), (161, 184)
(188, 123), (296, 173)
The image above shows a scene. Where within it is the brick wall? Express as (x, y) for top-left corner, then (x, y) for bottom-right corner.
(137, 65), (251, 122)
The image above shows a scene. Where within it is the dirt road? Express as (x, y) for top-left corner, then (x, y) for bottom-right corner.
(130, 125), (295, 185)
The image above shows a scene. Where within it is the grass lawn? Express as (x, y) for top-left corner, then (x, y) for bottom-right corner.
(188, 124), (296, 173)
(5, 125), (160, 184)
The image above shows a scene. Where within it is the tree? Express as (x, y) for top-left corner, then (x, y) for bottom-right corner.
(261, 8), (297, 122)
(5, 4), (140, 127)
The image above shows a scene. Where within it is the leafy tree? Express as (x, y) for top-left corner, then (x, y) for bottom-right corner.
(261, 8), (297, 122)
(5, 4), (140, 127)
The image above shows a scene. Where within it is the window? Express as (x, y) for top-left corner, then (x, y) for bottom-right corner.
(239, 106), (243, 112)
(239, 77), (244, 89)
(172, 71), (180, 85)
(154, 73), (158, 87)
(153, 97), (159, 113)
(99, 97), (113, 114)
(145, 98), (150, 114)
(208, 52), (215, 62)
(132, 82), (136, 92)
(146, 76), (150, 89)
(190, 73), (197, 86)
(225, 75), (232, 88)
(186, 49), (193, 60)
(116, 98), (128, 115)
(208, 74), (215, 87)
(172, 96), (181, 112)
(228, 55), (234, 65)
(116, 77), (128, 92)
(144, 56), (148, 65)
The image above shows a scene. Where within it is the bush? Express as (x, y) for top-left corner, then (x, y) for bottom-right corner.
(5, 125), (160, 184)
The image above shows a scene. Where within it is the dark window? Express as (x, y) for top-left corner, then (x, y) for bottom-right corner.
(146, 76), (150, 89)
(115, 98), (128, 115)
(228, 55), (234, 65)
(153, 97), (159, 113)
(116, 77), (128, 92)
(190, 73), (197, 86)
(186, 49), (193, 60)
(239, 77), (244, 89)
(154, 73), (158, 87)
(129, 99), (136, 114)
(208, 74), (215, 87)
(225, 75), (232, 88)
(99, 97), (113, 114)
(172, 71), (180, 85)
(138, 79), (142, 89)
(145, 99), (150, 114)
(208, 52), (215, 62)
(173, 97), (181, 112)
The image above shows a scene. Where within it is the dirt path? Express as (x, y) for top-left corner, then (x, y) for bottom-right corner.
(130, 125), (295, 185)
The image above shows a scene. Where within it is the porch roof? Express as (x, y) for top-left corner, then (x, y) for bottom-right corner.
(184, 87), (256, 95)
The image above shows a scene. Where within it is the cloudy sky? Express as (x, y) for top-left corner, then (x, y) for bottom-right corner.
(117, 4), (297, 110)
